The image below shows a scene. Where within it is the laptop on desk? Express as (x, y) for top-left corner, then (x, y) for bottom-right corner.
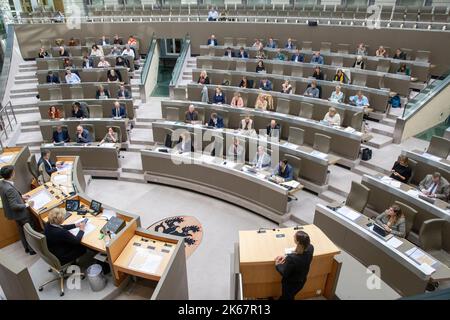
(367, 222), (393, 240)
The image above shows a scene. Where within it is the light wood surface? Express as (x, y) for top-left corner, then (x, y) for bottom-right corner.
(0, 148), (21, 168)
(239, 225), (340, 299)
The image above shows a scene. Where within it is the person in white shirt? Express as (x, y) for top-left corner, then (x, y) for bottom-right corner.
(329, 85), (344, 103)
(208, 7), (219, 21)
(90, 44), (103, 57)
(97, 56), (111, 68)
(252, 146), (272, 169)
(122, 45), (135, 59)
(323, 107), (341, 126)
(65, 69), (81, 84)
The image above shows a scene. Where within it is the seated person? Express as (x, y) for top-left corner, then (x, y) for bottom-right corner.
(44, 208), (87, 265)
(285, 38), (295, 50)
(208, 7), (219, 21)
(240, 115), (253, 131)
(251, 146), (271, 169)
(113, 34), (123, 45)
(397, 63), (411, 76)
(65, 69), (81, 84)
(312, 66), (324, 80)
(206, 112), (224, 128)
(115, 56), (130, 71)
(393, 48), (407, 60)
(224, 47), (235, 58)
(349, 91), (370, 111)
(419, 172), (450, 200)
(256, 60), (266, 73)
(52, 126), (70, 143)
(329, 85), (344, 103)
(110, 44), (122, 56)
(48, 106), (62, 119)
(239, 76), (251, 88)
(259, 78), (272, 91)
(227, 137), (245, 162)
(63, 58), (73, 68)
(255, 49), (266, 60)
(274, 48), (286, 61)
(100, 127), (118, 144)
(96, 85), (110, 99)
(68, 37), (78, 46)
(98, 35), (110, 46)
(97, 56), (111, 68)
(310, 51), (324, 64)
(231, 92), (244, 107)
(255, 93), (269, 111)
(37, 149), (58, 176)
(352, 55), (365, 69)
(356, 43), (367, 56)
(212, 86), (226, 104)
(71, 102), (87, 118)
(121, 45), (135, 59)
(75, 125), (92, 143)
(90, 44), (103, 57)
(237, 47), (248, 59)
(333, 69), (347, 83)
(273, 159), (293, 182)
(375, 204), (406, 238)
(185, 104), (199, 123)
(266, 119), (281, 138)
(323, 107), (341, 126)
(176, 132), (193, 153)
(266, 37), (277, 49)
(304, 80), (320, 98)
(112, 101), (126, 118)
(281, 80), (292, 94)
(376, 45), (387, 57)
(82, 55), (94, 69)
(291, 49), (304, 62)
(252, 39), (263, 50)
(390, 155), (412, 183)
(59, 46), (69, 57)
(127, 35), (137, 47)
(275, 231), (314, 300)
(107, 69), (121, 83)
(207, 34), (218, 46)
(38, 47), (50, 58)
(46, 71), (60, 84)
(117, 85), (131, 99)
(198, 70), (210, 85)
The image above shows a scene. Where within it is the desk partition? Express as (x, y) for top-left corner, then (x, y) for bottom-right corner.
(37, 83), (132, 101)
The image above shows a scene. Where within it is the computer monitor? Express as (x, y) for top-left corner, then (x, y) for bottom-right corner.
(65, 199), (80, 212)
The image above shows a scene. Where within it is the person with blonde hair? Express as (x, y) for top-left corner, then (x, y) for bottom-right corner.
(44, 207), (87, 264)
(323, 107), (341, 126)
(255, 93), (268, 110)
(198, 70), (210, 85)
(231, 92), (244, 107)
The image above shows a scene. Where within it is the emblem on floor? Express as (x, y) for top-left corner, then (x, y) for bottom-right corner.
(148, 216), (202, 258)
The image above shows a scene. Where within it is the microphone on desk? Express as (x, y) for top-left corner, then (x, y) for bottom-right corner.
(293, 225), (303, 230)
(257, 227), (271, 233)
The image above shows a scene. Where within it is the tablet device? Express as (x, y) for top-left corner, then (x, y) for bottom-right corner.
(90, 199), (102, 215)
(65, 199), (80, 212)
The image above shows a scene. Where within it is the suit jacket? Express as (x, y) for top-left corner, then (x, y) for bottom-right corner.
(76, 129), (92, 143)
(274, 163), (294, 181)
(419, 175), (450, 200)
(47, 75), (60, 84)
(291, 54), (304, 62)
(98, 39), (110, 46)
(44, 223), (84, 264)
(53, 129), (70, 143)
(112, 106), (126, 118)
(224, 51), (235, 57)
(259, 80), (273, 91)
(185, 111), (199, 122)
(82, 59), (94, 68)
(117, 89), (131, 99)
(37, 158), (57, 176)
(0, 180), (29, 221)
(237, 51), (248, 58)
(266, 124), (281, 137)
(207, 116), (224, 128)
(207, 39), (218, 46)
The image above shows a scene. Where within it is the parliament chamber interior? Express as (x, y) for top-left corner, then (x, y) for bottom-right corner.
(0, 0), (450, 302)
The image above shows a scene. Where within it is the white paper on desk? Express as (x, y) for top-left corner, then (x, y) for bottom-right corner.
(281, 180), (301, 188)
(69, 218), (96, 236)
(390, 180), (401, 188)
(407, 189), (420, 197)
(53, 174), (68, 186)
(222, 161), (237, 169)
(57, 163), (72, 172)
(283, 142), (298, 149)
(30, 189), (53, 210)
(405, 247), (437, 267)
(200, 155), (215, 163)
(344, 127), (356, 133)
(0, 154), (14, 163)
(418, 263), (436, 275)
(380, 176), (393, 183)
(336, 206), (361, 221)
(310, 150), (328, 160)
(128, 248), (163, 274)
(101, 143), (116, 148)
(285, 247), (295, 255)
(422, 153), (441, 162)
(101, 209), (115, 220)
(386, 237), (403, 249)
(256, 173), (267, 179)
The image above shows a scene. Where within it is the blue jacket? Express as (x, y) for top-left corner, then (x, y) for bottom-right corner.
(47, 74), (60, 84)
(259, 80), (273, 91)
(291, 54), (304, 62)
(207, 116), (224, 128)
(311, 55), (324, 64)
(237, 51), (248, 58)
(53, 129), (70, 143)
(274, 163), (294, 181)
(76, 129), (92, 143)
(213, 93), (226, 104)
(207, 39), (218, 46)
(112, 106), (126, 118)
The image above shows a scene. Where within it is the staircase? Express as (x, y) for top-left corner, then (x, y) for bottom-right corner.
(179, 56), (196, 87)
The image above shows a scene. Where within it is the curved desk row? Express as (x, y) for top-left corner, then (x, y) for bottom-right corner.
(36, 55), (135, 72)
(313, 204), (450, 296)
(38, 98), (135, 120)
(199, 45), (430, 82)
(197, 56), (411, 96)
(192, 68), (390, 113)
(37, 83), (132, 101)
(186, 83), (365, 129)
(402, 150), (450, 186)
(36, 67), (130, 85)
(141, 148), (292, 223)
(44, 44), (141, 59)
(161, 99), (365, 162)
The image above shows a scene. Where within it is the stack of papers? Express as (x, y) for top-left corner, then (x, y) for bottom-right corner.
(405, 247), (437, 274)
(69, 218), (96, 236)
(101, 143), (116, 148)
(336, 206), (361, 221)
(30, 189), (53, 210)
(128, 249), (163, 274)
(53, 174), (69, 186)
(386, 237), (403, 248)
(344, 127), (356, 133)
(57, 163), (72, 171)
(406, 189), (420, 198)
(380, 176), (401, 188)
(310, 150), (328, 160)
(101, 209), (115, 220)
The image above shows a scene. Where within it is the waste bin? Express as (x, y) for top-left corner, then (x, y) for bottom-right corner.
(86, 264), (106, 292)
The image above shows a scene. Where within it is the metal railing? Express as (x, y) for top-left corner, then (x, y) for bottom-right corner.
(0, 101), (18, 150)
(140, 32), (156, 86)
(169, 34), (191, 87)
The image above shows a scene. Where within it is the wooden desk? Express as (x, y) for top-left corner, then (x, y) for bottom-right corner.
(239, 225), (340, 299)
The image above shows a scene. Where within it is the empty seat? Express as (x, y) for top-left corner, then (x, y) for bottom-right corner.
(337, 43), (349, 54)
(313, 133), (331, 154)
(291, 66), (303, 77)
(70, 86), (84, 99)
(350, 111), (364, 131)
(47, 60), (60, 69)
(352, 72), (368, 87)
(236, 38), (247, 47)
(331, 56), (344, 67)
(89, 105), (102, 118)
(235, 60), (247, 72)
(415, 50), (430, 62)
(174, 87), (187, 100)
(320, 42), (332, 53)
(27, 155), (39, 180)
(376, 59), (391, 73)
(299, 102), (313, 119)
(302, 41), (313, 51)
(427, 135), (450, 159)
(346, 181), (371, 212)
(276, 98), (290, 114)
(272, 64), (285, 75)
(166, 107), (180, 121)
(407, 158), (418, 185)
(418, 219), (446, 252)
(288, 127), (304, 146)
(49, 88), (62, 100)
(223, 37), (234, 47)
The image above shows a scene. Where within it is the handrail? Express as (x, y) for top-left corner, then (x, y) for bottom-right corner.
(169, 34), (190, 87)
(0, 101), (18, 151)
(140, 32), (156, 86)
(0, 24), (14, 106)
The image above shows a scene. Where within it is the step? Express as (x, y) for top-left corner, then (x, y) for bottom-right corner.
(380, 117), (396, 128)
(15, 78), (38, 85)
(19, 61), (37, 67)
(10, 96), (40, 106)
(13, 107), (39, 114)
(368, 121), (394, 137)
(121, 167), (144, 174)
(18, 67), (37, 72)
(15, 131), (43, 147)
(127, 143), (150, 152)
(359, 160), (391, 176)
(133, 122), (153, 129)
(10, 92), (38, 99)
(119, 171), (145, 183)
(352, 164), (382, 177)
(319, 190), (346, 204)
(20, 125), (40, 133)
(363, 132), (393, 149)
(15, 72), (38, 80)
(10, 86), (38, 94)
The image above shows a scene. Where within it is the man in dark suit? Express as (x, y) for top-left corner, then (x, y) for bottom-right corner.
(98, 35), (110, 46)
(207, 34), (218, 46)
(117, 85), (131, 99)
(185, 104), (199, 123)
(237, 47), (249, 59)
(112, 101), (126, 118)
(0, 166), (36, 254)
(206, 113), (224, 128)
(266, 119), (281, 138)
(46, 71), (60, 84)
(75, 125), (92, 143)
(259, 78), (273, 91)
(291, 49), (304, 62)
(224, 47), (235, 58)
(37, 149), (58, 176)
(53, 126), (70, 143)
